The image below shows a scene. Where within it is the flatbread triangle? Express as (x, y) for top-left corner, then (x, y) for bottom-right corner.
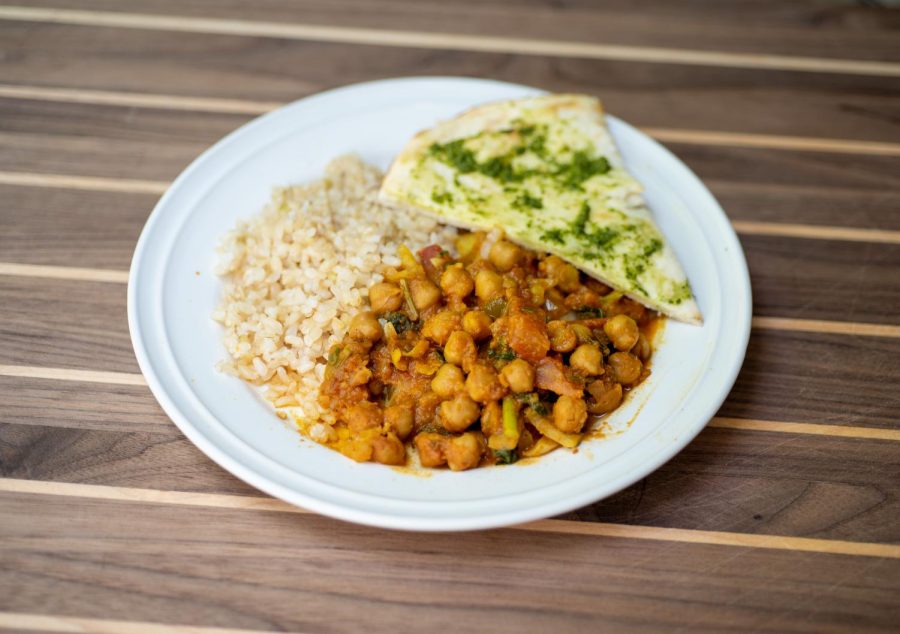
(378, 94), (702, 324)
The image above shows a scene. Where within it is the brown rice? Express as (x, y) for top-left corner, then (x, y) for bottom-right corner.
(212, 155), (457, 430)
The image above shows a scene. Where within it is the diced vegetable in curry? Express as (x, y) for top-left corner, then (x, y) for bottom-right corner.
(317, 231), (660, 470)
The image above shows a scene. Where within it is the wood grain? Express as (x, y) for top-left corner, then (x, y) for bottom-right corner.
(2, 416), (898, 542)
(2, 4), (899, 78)
(1, 492), (898, 633)
(2, 276), (899, 427)
(9, 0), (900, 62)
(719, 330), (900, 428)
(1, 22), (899, 142)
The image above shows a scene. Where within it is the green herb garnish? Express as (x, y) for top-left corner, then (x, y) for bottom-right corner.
(493, 449), (518, 465)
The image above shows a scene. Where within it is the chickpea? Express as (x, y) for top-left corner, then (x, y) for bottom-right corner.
(444, 330), (477, 370)
(547, 320), (577, 353)
(383, 403), (415, 440)
(552, 395), (588, 433)
(348, 311), (382, 342)
(475, 269), (504, 302)
(439, 394), (481, 432)
(446, 432), (485, 471)
(540, 255), (580, 293)
(499, 359), (535, 393)
(465, 364), (507, 403)
(368, 282), (403, 314)
(488, 240), (522, 272)
(462, 310), (492, 341)
(431, 363), (465, 398)
(409, 279), (442, 312)
(414, 432), (447, 468)
(345, 437), (374, 462)
(632, 332), (652, 361)
(608, 352), (642, 385)
(586, 378), (623, 414)
(440, 264), (474, 299)
(604, 314), (640, 352)
(371, 433), (406, 465)
(569, 344), (604, 376)
(480, 400), (503, 437)
(344, 401), (383, 432)
(422, 311), (461, 346)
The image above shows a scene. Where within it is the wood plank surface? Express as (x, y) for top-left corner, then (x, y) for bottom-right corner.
(2, 276), (899, 427)
(2, 0), (899, 630)
(1, 492), (898, 633)
(3, 97), (900, 230)
(10, 0), (900, 62)
(2, 415), (898, 542)
(1, 22), (898, 142)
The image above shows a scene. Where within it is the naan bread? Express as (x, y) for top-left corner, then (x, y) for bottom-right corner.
(379, 94), (702, 324)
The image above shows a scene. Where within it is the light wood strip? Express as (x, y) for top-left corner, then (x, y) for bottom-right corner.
(0, 262), (128, 283)
(1, 478), (897, 558)
(0, 612), (286, 634)
(0, 6), (898, 77)
(3, 83), (900, 157)
(645, 128), (900, 156)
(0, 84), (277, 115)
(733, 221), (900, 245)
(752, 317), (900, 338)
(707, 417), (900, 441)
(0, 365), (146, 386)
(0, 171), (167, 194)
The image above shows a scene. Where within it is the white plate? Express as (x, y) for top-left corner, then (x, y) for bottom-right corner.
(128, 77), (751, 531)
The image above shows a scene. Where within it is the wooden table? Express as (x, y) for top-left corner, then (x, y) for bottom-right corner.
(1, 1), (899, 631)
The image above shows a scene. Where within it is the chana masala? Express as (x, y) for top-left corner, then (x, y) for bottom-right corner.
(316, 230), (661, 470)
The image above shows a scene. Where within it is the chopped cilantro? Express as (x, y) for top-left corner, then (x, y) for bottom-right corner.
(493, 449), (518, 465)
(574, 306), (605, 319)
(572, 201), (591, 235)
(515, 192), (544, 210)
(541, 228), (566, 245)
(383, 311), (416, 334)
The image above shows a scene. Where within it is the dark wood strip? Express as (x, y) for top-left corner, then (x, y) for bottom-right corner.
(0, 22), (898, 142)
(742, 235), (900, 326)
(0, 492), (897, 633)
(1, 278), (899, 427)
(1, 417), (898, 543)
(0, 186), (153, 270)
(0, 277), (136, 374)
(721, 330), (900, 429)
(10, 0), (900, 61)
(0, 375), (171, 435)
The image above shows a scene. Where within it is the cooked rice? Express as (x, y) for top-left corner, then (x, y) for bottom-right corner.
(213, 155), (458, 423)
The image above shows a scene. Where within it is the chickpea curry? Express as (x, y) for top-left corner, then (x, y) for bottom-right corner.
(316, 231), (660, 470)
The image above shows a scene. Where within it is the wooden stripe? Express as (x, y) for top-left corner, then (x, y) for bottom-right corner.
(0, 6), (898, 77)
(3, 83), (900, 157)
(0, 84), (277, 115)
(1, 478), (897, 558)
(0, 612), (287, 634)
(0, 262), (128, 283)
(0, 365), (146, 386)
(645, 128), (900, 157)
(707, 417), (900, 441)
(732, 221), (900, 245)
(0, 171), (167, 194)
(752, 317), (900, 338)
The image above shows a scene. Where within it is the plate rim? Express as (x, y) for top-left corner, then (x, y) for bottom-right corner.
(128, 76), (752, 531)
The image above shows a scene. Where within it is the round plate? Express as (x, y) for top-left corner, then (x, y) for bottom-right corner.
(128, 77), (752, 531)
